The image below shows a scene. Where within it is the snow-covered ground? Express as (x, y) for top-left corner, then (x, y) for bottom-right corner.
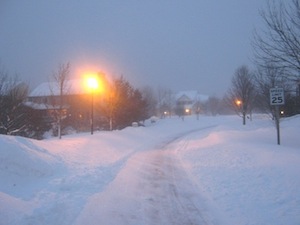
(0, 114), (299, 225)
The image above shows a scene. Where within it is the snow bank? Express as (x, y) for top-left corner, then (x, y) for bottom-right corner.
(0, 135), (63, 197)
(0, 135), (64, 225)
(177, 115), (300, 225)
(0, 114), (299, 225)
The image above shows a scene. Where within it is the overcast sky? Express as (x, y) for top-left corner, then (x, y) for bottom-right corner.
(0, 0), (268, 96)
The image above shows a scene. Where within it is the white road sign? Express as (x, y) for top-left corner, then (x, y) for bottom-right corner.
(270, 88), (285, 105)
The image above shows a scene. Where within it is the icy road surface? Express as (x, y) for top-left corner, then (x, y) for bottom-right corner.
(75, 132), (215, 225)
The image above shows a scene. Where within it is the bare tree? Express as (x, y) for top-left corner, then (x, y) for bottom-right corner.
(50, 63), (70, 139)
(0, 65), (29, 135)
(205, 96), (221, 116)
(226, 65), (256, 125)
(140, 86), (158, 117)
(157, 87), (174, 118)
(253, 0), (300, 81)
(254, 64), (292, 116)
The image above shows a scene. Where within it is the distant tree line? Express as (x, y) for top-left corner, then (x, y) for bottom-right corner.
(98, 75), (149, 130)
(0, 62), (154, 139)
(1, 0), (299, 138)
(223, 0), (300, 125)
(253, 0), (300, 117)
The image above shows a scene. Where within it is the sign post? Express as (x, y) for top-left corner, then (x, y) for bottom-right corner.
(270, 88), (285, 145)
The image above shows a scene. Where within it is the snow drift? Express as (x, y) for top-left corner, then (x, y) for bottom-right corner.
(0, 115), (299, 225)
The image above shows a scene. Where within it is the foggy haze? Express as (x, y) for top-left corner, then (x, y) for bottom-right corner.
(0, 0), (266, 96)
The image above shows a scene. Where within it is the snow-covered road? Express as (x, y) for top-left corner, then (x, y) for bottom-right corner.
(75, 133), (214, 225)
(2, 115), (300, 225)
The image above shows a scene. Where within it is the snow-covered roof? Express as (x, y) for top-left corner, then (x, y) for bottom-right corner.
(29, 79), (88, 97)
(175, 90), (209, 102)
(23, 101), (64, 110)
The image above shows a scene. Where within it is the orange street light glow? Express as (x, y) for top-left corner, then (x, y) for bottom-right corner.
(236, 100), (242, 106)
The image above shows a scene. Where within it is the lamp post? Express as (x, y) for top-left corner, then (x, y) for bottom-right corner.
(236, 99), (246, 125)
(87, 76), (99, 135)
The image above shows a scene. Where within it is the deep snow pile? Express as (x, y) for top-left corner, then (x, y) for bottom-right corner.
(0, 114), (299, 225)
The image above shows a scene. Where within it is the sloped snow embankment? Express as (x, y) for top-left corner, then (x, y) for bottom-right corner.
(176, 115), (300, 225)
(0, 135), (64, 225)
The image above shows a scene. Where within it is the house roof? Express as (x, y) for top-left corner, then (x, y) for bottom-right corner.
(29, 79), (88, 97)
(175, 90), (209, 102)
(23, 101), (61, 110)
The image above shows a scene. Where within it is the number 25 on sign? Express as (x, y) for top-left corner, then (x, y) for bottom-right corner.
(270, 88), (285, 105)
(270, 87), (284, 145)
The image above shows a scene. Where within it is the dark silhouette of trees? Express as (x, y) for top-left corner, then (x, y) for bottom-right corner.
(100, 76), (149, 130)
(0, 66), (30, 136)
(140, 86), (158, 118)
(253, 0), (300, 81)
(205, 96), (221, 116)
(253, 0), (300, 116)
(253, 65), (292, 117)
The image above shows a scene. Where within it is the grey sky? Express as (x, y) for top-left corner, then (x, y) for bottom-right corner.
(0, 0), (267, 96)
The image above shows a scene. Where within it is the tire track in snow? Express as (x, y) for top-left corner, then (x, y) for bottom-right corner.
(75, 125), (217, 225)
(140, 148), (215, 225)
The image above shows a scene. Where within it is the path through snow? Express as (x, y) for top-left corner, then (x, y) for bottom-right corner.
(75, 133), (215, 225)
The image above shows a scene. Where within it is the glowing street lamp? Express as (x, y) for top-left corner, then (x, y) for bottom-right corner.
(86, 76), (99, 135)
(87, 77), (99, 90)
(236, 100), (242, 106)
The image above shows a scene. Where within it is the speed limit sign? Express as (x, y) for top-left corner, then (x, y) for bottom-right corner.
(270, 88), (285, 105)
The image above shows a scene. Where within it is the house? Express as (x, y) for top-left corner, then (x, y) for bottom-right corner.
(25, 79), (99, 132)
(27, 79), (88, 104)
(157, 90), (209, 117)
(175, 90), (209, 115)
